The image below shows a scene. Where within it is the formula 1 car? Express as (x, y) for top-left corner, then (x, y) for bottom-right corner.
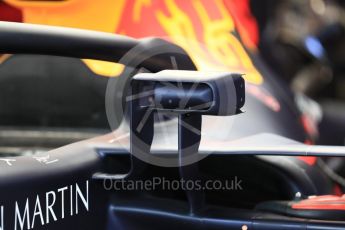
(1, 1), (345, 230)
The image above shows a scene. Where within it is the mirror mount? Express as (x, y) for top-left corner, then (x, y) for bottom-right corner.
(129, 70), (245, 214)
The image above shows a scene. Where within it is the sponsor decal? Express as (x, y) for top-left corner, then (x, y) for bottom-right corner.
(0, 180), (89, 230)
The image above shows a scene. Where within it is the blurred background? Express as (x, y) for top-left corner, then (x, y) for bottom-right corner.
(252, 0), (345, 146)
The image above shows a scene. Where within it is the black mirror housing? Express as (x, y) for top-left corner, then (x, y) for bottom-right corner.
(132, 70), (245, 115)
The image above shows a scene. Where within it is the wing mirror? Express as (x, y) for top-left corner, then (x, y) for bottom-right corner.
(129, 70), (245, 213)
(129, 70), (245, 166)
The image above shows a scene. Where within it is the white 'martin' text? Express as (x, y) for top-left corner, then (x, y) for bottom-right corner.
(0, 180), (89, 230)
